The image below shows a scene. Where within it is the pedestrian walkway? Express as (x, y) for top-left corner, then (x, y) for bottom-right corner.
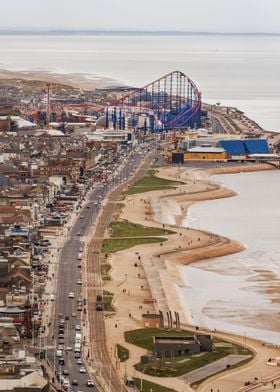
(181, 354), (251, 384)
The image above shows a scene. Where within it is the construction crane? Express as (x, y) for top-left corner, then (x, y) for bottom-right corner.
(46, 83), (51, 128)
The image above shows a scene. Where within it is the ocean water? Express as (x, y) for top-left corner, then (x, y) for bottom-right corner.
(180, 170), (280, 344)
(0, 33), (280, 131)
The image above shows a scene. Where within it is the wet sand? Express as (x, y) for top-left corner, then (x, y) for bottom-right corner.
(103, 162), (280, 392)
(0, 68), (117, 89)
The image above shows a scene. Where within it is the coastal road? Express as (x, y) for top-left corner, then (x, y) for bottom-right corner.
(86, 151), (156, 392)
(49, 145), (154, 391)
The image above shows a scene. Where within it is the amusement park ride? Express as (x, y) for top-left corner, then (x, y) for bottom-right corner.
(104, 70), (201, 132)
(45, 71), (201, 132)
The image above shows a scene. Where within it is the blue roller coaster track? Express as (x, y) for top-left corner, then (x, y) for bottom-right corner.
(105, 70), (201, 131)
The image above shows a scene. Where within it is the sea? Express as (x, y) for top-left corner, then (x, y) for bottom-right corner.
(0, 32), (280, 131)
(181, 170), (280, 344)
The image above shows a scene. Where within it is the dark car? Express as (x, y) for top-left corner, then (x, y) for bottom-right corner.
(96, 302), (103, 311)
(72, 380), (79, 386)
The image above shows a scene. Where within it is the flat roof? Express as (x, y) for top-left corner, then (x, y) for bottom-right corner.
(187, 147), (225, 153)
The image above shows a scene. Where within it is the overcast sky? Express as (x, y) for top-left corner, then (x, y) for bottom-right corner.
(1, 0), (279, 33)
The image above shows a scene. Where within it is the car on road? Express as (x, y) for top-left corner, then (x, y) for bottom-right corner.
(79, 367), (86, 373)
(72, 380), (78, 386)
(65, 315), (69, 320)
(62, 379), (70, 389)
(87, 380), (94, 387)
(58, 338), (64, 344)
(72, 312), (77, 317)
(76, 358), (82, 365)
(68, 292), (74, 298)
(66, 346), (72, 351)
(77, 279), (82, 285)
(58, 344), (64, 350)
(80, 216), (84, 219)
(75, 324), (81, 331)
(74, 352), (80, 359)
(62, 369), (69, 375)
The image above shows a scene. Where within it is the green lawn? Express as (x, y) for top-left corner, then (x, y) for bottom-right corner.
(124, 328), (193, 350)
(109, 220), (175, 237)
(103, 291), (114, 311)
(125, 328), (254, 378)
(134, 378), (176, 392)
(127, 169), (183, 195)
(100, 262), (111, 281)
(116, 344), (129, 362)
(102, 237), (167, 254)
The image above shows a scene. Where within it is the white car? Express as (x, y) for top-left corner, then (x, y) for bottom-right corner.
(79, 366), (86, 373)
(65, 346), (72, 351)
(77, 279), (82, 285)
(69, 292), (74, 299)
(87, 380), (94, 387)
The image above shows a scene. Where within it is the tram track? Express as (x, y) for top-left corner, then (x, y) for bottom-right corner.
(86, 152), (155, 391)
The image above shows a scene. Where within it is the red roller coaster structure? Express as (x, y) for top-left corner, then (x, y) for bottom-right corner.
(105, 70), (201, 131)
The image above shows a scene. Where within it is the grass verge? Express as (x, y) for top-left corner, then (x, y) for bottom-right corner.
(116, 344), (129, 362)
(127, 169), (183, 195)
(103, 290), (114, 311)
(134, 378), (176, 392)
(100, 262), (111, 281)
(102, 237), (167, 254)
(125, 328), (193, 350)
(109, 220), (175, 237)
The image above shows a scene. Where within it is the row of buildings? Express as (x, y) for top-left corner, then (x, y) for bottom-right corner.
(0, 98), (135, 390)
(168, 129), (278, 163)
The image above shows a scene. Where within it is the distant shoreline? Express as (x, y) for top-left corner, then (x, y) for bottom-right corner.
(1, 29), (280, 36)
(0, 68), (120, 90)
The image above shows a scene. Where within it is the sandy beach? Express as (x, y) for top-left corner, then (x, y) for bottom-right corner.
(102, 161), (280, 391)
(0, 68), (117, 89)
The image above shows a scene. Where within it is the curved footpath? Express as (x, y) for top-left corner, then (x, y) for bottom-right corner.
(103, 162), (280, 392)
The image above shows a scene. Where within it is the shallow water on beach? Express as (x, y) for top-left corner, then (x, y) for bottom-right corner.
(179, 170), (280, 344)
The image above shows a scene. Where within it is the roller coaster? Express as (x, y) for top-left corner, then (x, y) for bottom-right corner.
(105, 70), (201, 132)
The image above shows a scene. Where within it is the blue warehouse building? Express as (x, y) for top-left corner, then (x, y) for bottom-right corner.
(219, 139), (270, 156)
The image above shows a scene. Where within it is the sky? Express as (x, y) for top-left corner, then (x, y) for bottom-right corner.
(1, 0), (279, 33)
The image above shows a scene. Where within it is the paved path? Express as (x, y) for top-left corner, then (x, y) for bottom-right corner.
(180, 354), (250, 384)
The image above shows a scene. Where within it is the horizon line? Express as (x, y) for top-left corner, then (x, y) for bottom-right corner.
(0, 28), (280, 36)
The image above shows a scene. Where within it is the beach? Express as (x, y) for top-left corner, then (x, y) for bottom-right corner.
(0, 68), (116, 89)
(101, 161), (280, 391)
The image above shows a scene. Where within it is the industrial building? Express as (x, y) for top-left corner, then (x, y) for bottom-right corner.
(153, 334), (213, 358)
(219, 139), (270, 157)
(169, 137), (272, 162)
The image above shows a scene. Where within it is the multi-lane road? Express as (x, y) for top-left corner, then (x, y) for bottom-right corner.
(50, 146), (156, 391)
